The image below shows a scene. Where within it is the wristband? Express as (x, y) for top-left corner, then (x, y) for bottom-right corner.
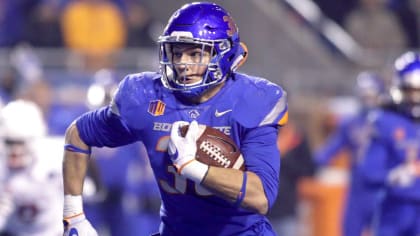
(179, 160), (209, 183)
(63, 195), (83, 218)
(64, 144), (91, 155)
(234, 171), (247, 207)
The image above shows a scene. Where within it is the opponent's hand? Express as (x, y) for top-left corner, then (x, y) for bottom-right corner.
(168, 120), (208, 183)
(63, 213), (98, 236)
(387, 163), (418, 187)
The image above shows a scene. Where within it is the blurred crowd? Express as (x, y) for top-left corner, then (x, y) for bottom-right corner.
(0, 0), (419, 236)
(0, 0), (418, 56)
(0, 0), (159, 48)
(0, 0), (161, 71)
(314, 0), (419, 50)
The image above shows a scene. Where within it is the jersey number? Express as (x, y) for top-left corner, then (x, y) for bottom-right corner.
(159, 165), (212, 196)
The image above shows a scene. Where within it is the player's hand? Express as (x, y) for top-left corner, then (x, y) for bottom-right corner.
(387, 163), (418, 187)
(168, 120), (208, 183)
(63, 213), (98, 236)
(168, 120), (199, 171)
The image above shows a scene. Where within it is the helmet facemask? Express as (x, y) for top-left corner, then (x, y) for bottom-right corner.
(159, 36), (235, 98)
(0, 100), (46, 171)
(391, 84), (420, 119)
(157, 2), (247, 99)
(4, 138), (35, 171)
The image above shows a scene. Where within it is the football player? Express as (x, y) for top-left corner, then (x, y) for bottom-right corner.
(0, 99), (63, 236)
(361, 51), (420, 236)
(62, 2), (288, 236)
(314, 71), (386, 236)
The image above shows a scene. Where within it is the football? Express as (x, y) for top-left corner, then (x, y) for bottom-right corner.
(180, 124), (245, 170)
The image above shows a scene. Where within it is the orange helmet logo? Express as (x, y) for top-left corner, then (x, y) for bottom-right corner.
(223, 15), (237, 36)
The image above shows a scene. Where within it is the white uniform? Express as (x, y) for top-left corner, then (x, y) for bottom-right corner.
(0, 136), (64, 236)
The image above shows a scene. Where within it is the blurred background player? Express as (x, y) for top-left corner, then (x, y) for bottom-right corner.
(83, 68), (160, 236)
(0, 99), (63, 236)
(314, 71), (386, 236)
(361, 51), (420, 236)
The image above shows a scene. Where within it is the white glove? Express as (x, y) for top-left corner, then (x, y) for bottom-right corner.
(168, 120), (208, 183)
(63, 213), (98, 236)
(387, 163), (417, 187)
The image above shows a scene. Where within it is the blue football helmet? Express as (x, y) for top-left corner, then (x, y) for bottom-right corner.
(0, 100), (46, 171)
(391, 51), (420, 118)
(158, 2), (248, 99)
(354, 71), (386, 110)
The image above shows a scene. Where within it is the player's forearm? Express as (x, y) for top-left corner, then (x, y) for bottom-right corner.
(201, 167), (268, 214)
(63, 151), (90, 195)
(63, 123), (90, 195)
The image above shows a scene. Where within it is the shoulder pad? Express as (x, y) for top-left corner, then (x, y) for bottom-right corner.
(110, 72), (160, 115)
(232, 74), (288, 128)
(110, 72), (160, 128)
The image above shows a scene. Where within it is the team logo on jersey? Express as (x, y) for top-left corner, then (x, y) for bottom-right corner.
(393, 127), (405, 141)
(215, 109), (232, 117)
(189, 110), (200, 119)
(148, 100), (166, 116)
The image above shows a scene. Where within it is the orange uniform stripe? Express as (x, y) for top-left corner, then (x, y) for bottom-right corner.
(278, 111), (288, 126)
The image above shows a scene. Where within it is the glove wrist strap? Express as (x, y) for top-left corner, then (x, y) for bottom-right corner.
(63, 195), (83, 218)
(179, 160), (209, 183)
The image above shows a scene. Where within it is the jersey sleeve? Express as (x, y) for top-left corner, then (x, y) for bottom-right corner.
(76, 107), (138, 147)
(231, 77), (287, 207)
(233, 78), (288, 128)
(110, 73), (156, 130)
(314, 119), (350, 166)
(240, 124), (280, 208)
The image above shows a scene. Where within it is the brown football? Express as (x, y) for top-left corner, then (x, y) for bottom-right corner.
(180, 124), (245, 170)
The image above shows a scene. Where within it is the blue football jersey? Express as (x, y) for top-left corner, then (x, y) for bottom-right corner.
(315, 111), (381, 236)
(76, 72), (288, 236)
(362, 109), (420, 201)
(315, 112), (374, 167)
